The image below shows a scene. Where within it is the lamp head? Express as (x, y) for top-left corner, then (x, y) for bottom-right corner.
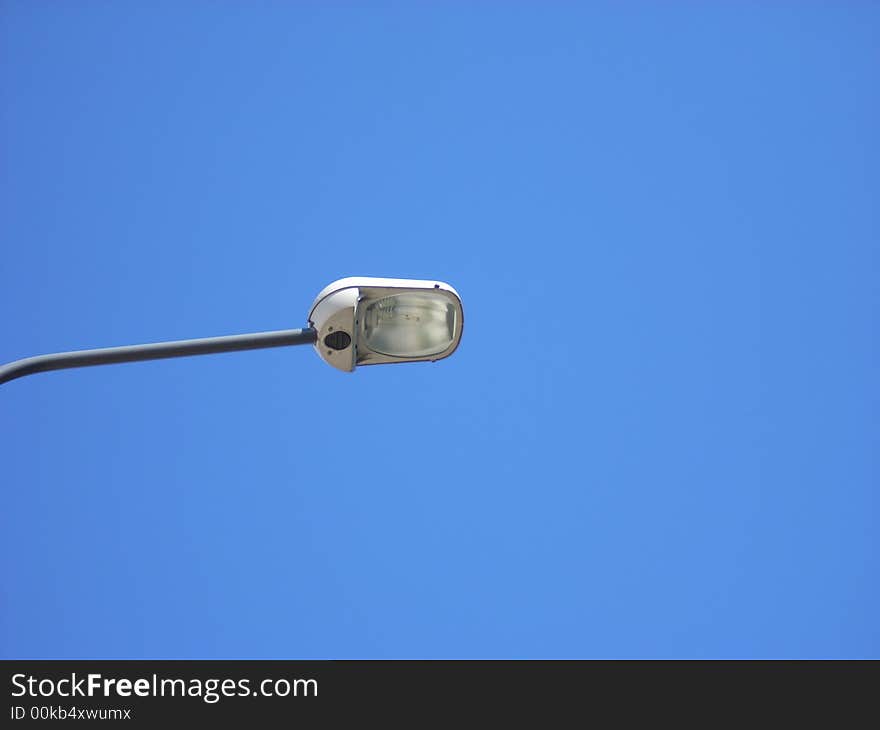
(308, 277), (464, 372)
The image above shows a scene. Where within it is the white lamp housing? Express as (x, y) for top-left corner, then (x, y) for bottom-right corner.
(308, 277), (464, 372)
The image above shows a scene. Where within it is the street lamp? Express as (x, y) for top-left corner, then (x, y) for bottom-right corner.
(0, 277), (464, 386)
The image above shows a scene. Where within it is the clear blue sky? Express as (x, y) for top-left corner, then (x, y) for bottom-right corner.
(1, 3), (877, 659)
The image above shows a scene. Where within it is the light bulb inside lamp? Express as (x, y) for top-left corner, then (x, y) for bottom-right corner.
(361, 292), (457, 358)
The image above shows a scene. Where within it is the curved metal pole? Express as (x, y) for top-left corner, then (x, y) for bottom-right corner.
(0, 327), (317, 386)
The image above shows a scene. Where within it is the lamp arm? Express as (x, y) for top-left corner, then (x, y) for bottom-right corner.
(0, 327), (317, 386)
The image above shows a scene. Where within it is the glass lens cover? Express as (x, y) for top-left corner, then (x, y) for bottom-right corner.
(361, 292), (457, 357)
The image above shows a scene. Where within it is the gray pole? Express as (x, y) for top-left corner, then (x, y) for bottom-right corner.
(0, 327), (317, 386)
